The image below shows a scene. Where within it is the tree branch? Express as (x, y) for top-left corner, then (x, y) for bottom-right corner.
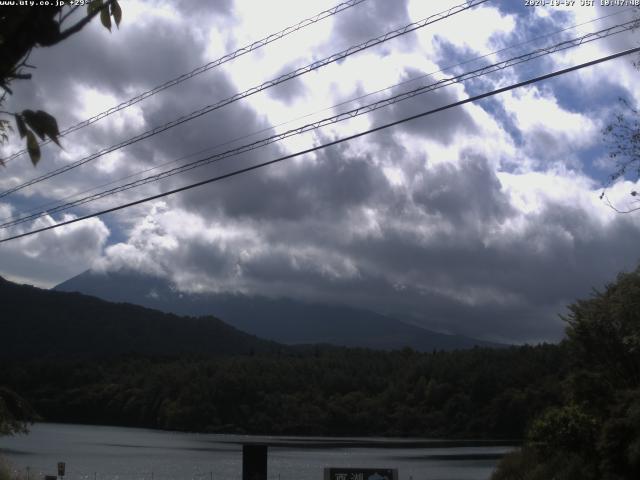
(601, 192), (640, 214)
(59, 4), (81, 25)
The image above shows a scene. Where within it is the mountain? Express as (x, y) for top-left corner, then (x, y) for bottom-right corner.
(54, 269), (502, 351)
(0, 275), (279, 359)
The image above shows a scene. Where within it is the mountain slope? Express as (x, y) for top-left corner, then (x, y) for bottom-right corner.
(55, 269), (502, 351)
(0, 276), (280, 359)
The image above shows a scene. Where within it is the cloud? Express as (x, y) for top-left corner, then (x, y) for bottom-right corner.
(1, 0), (640, 344)
(94, 138), (640, 342)
(333, 0), (412, 47)
(0, 211), (110, 288)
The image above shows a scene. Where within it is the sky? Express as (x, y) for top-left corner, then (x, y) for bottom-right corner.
(1, 0), (640, 343)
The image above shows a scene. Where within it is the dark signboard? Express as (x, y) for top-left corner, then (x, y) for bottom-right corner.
(324, 468), (398, 480)
(242, 444), (267, 480)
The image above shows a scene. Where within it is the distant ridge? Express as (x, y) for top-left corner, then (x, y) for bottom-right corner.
(0, 276), (280, 359)
(55, 269), (503, 351)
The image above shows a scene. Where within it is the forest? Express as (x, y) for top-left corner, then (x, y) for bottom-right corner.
(0, 344), (564, 439)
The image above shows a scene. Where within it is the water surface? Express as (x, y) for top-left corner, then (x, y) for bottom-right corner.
(0, 423), (514, 480)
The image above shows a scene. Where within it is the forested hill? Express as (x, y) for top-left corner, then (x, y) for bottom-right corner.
(0, 276), (280, 359)
(0, 275), (568, 439)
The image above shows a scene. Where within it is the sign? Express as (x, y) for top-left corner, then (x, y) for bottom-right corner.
(324, 468), (398, 480)
(242, 444), (267, 480)
(57, 463), (66, 477)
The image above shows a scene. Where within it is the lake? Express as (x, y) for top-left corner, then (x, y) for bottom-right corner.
(0, 424), (515, 480)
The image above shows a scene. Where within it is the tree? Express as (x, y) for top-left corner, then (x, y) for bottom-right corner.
(0, 387), (35, 436)
(563, 266), (640, 388)
(492, 266), (640, 480)
(602, 98), (640, 213)
(601, 9), (640, 213)
(0, 0), (122, 166)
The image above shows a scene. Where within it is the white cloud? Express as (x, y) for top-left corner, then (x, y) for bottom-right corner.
(0, 214), (110, 288)
(409, 2), (516, 53)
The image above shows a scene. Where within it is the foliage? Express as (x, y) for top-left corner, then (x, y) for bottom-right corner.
(598, 8), (640, 212)
(563, 266), (640, 388)
(527, 404), (599, 455)
(492, 266), (640, 480)
(0, 344), (566, 438)
(601, 14), (640, 214)
(0, 1), (122, 165)
(0, 457), (12, 480)
(0, 387), (34, 436)
(14, 110), (61, 166)
(0, 456), (26, 480)
(603, 99), (640, 198)
(491, 447), (598, 480)
(597, 389), (640, 480)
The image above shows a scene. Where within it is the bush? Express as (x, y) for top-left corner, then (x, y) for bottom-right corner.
(527, 404), (599, 454)
(0, 457), (22, 480)
(491, 447), (598, 480)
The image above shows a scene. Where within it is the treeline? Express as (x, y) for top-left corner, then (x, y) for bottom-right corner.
(0, 344), (566, 438)
(492, 267), (640, 480)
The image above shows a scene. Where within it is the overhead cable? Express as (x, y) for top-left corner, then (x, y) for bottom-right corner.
(0, 0), (490, 198)
(2, 46), (638, 244)
(3, 4), (630, 225)
(1, 18), (636, 229)
(0, 0), (369, 164)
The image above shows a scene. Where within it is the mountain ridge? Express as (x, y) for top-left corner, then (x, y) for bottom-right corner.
(55, 269), (503, 351)
(0, 276), (280, 359)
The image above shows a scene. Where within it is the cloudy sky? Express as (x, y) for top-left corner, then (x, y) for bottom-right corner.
(1, 0), (640, 343)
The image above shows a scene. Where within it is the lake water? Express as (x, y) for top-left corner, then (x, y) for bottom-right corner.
(0, 424), (515, 480)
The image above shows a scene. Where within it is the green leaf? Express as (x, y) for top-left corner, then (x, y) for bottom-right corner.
(34, 110), (61, 147)
(21, 110), (61, 146)
(15, 114), (27, 139)
(26, 130), (41, 166)
(22, 110), (46, 140)
(111, 0), (122, 28)
(101, 6), (112, 31)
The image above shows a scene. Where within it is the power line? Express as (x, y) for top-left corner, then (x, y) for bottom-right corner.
(0, 0), (369, 165)
(0, 0), (489, 199)
(2, 18), (636, 230)
(2, 46), (637, 244)
(3, 5), (630, 225)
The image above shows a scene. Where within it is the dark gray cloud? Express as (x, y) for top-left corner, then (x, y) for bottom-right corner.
(181, 141), (387, 221)
(268, 63), (309, 105)
(168, 0), (235, 17)
(28, 12), (201, 98)
(412, 153), (514, 223)
(368, 67), (478, 143)
(331, 0), (412, 49)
